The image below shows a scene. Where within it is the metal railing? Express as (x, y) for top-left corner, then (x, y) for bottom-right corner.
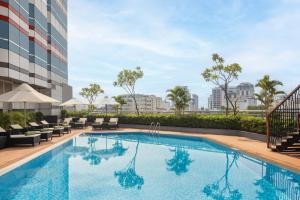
(267, 84), (300, 148)
(154, 122), (160, 135)
(148, 122), (160, 137)
(149, 122), (155, 134)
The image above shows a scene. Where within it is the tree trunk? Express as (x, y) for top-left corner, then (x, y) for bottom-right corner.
(133, 96), (140, 115)
(224, 84), (229, 115)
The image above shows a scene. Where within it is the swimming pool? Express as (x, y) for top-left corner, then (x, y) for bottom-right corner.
(0, 132), (300, 200)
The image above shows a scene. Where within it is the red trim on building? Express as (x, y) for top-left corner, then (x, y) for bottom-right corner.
(0, 1), (29, 26)
(0, 2), (67, 65)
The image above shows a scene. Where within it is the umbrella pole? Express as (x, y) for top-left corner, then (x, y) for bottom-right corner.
(105, 104), (108, 116)
(24, 102), (26, 127)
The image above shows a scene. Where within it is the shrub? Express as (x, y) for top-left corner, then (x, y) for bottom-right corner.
(35, 112), (44, 122)
(64, 110), (266, 134)
(61, 109), (68, 119)
(0, 111), (46, 129)
(0, 113), (10, 129)
(118, 114), (266, 134)
(8, 112), (26, 127)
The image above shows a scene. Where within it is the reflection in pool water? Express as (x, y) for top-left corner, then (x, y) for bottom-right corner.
(203, 152), (242, 200)
(166, 147), (193, 176)
(0, 132), (300, 200)
(114, 141), (144, 190)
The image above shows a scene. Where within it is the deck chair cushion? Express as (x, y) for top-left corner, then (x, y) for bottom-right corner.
(10, 124), (23, 130)
(25, 131), (40, 136)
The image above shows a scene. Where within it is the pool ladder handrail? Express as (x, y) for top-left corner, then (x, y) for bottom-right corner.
(149, 122), (160, 137)
(154, 122), (160, 136)
(149, 122), (155, 134)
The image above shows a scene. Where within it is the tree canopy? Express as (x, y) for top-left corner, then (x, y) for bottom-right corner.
(79, 83), (104, 111)
(202, 53), (242, 115)
(255, 75), (285, 113)
(167, 86), (191, 115)
(113, 67), (144, 115)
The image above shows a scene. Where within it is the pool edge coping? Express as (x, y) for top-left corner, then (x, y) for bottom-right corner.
(0, 133), (81, 176)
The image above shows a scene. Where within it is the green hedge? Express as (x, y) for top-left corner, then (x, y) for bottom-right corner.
(117, 114), (266, 134)
(62, 110), (266, 134)
(0, 111), (44, 129)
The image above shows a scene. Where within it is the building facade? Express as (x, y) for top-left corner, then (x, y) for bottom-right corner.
(188, 94), (199, 111)
(0, 0), (71, 114)
(120, 94), (170, 113)
(208, 82), (257, 110)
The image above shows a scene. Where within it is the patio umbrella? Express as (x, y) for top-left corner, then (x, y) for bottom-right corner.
(0, 83), (60, 125)
(97, 96), (119, 115)
(60, 98), (86, 110)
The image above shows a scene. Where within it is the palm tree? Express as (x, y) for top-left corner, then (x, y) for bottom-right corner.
(113, 96), (127, 114)
(255, 75), (285, 114)
(167, 86), (191, 115)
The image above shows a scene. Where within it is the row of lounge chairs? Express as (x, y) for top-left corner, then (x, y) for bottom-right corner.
(92, 118), (118, 130)
(0, 120), (72, 147)
(0, 117), (120, 148)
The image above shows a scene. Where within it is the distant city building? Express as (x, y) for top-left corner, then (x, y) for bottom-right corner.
(188, 94), (199, 111)
(208, 82), (257, 110)
(119, 94), (170, 113)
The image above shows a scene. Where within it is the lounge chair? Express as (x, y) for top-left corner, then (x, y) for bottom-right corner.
(0, 127), (7, 149)
(74, 118), (87, 129)
(60, 118), (72, 134)
(108, 118), (119, 129)
(40, 120), (64, 137)
(40, 120), (53, 128)
(28, 122), (53, 141)
(8, 124), (41, 146)
(92, 118), (104, 130)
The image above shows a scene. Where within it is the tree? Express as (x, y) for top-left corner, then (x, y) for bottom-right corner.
(202, 54), (242, 115)
(166, 86), (191, 115)
(113, 96), (127, 114)
(79, 84), (104, 112)
(113, 67), (144, 115)
(255, 75), (285, 114)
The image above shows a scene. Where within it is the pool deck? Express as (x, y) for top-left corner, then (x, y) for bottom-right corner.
(0, 127), (300, 175)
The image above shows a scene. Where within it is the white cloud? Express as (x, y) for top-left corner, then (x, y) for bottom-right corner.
(68, 0), (300, 107)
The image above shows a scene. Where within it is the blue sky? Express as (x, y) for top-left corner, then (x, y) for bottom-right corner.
(68, 0), (300, 107)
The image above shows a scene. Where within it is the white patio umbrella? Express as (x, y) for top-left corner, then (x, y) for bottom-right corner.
(60, 98), (86, 110)
(97, 96), (119, 115)
(0, 83), (60, 125)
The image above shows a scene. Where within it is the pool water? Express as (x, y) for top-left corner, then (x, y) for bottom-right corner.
(0, 132), (300, 200)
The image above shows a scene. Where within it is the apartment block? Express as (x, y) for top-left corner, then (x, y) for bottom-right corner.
(208, 82), (257, 110)
(120, 94), (170, 113)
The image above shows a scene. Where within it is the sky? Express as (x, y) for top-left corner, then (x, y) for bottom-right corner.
(68, 0), (300, 107)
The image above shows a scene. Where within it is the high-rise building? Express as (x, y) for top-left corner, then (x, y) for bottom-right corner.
(208, 82), (257, 110)
(0, 0), (72, 114)
(189, 94), (199, 111)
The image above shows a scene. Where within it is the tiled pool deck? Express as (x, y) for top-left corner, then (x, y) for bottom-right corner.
(0, 127), (300, 174)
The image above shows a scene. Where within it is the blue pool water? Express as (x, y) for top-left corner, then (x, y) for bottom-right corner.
(0, 132), (300, 200)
